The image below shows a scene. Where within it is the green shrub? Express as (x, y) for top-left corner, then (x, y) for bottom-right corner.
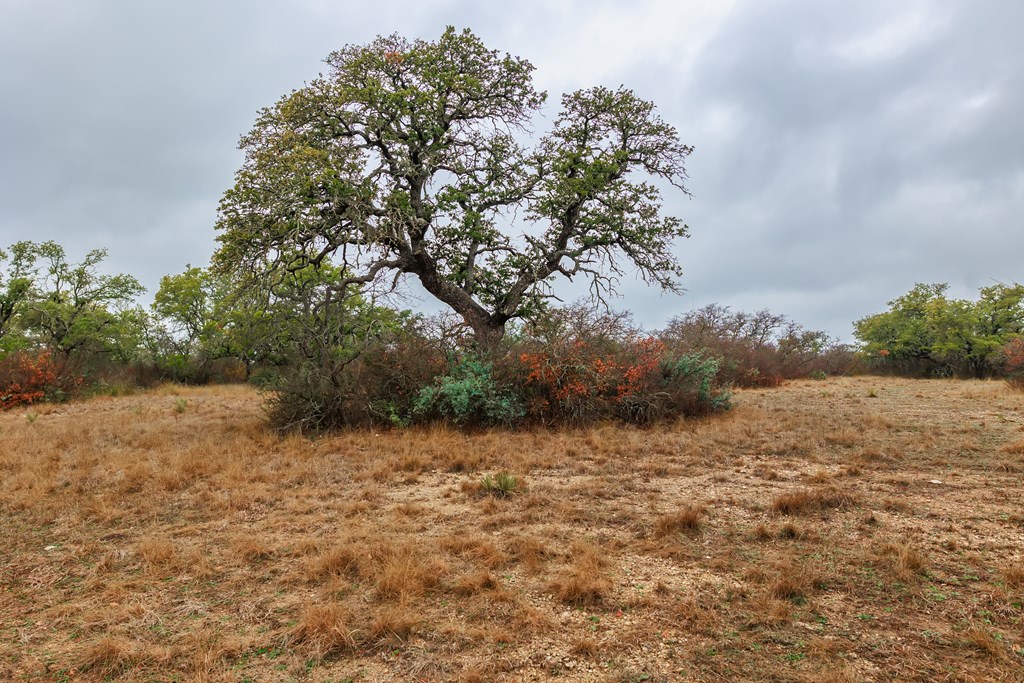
(665, 353), (732, 411)
(412, 355), (524, 428)
(616, 352), (731, 424)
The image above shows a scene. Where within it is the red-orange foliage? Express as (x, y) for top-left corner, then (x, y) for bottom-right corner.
(1004, 338), (1024, 391)
(617, 337), (664, 398)
(0, 351), (60, 410)
(518, 337), (669, 423)
(1005, 338), (1024, 373)
(521, 341), (606, 402)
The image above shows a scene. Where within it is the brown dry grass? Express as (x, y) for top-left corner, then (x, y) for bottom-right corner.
(2, 377), (1024, 681)
(653, 504), (704, 536)
(770, 486), (859, 515)
(289, 603), (357, 657)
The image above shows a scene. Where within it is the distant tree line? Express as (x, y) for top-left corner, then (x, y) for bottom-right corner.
(0, 240), (396, 408)
(1, 240), (854, 425)
(854, 282), (1024, 379)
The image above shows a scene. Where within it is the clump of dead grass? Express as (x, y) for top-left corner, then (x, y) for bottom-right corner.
(453, 570), (500, 596)
(771, 487), (859, 515)
(180, 628), (245, 675)
(1001, 565), (1024, 589)
(778, 522), (814, 540)
(138, 538), (176, 570)
(769, 557), (822, 602)
(366, 607), (419, 647)
(1000, 440), (1024, 455)
(289, 603), (357, 657)
(876, 541), (929, 581)
(232, 536), (275, 563)
(571, 637), (600, 658)
(77, 636), (139, 676)
(743, 595), (792, 629)
(964, 627), (1011, 661)
(439, 534), (508, 569)
(304, 543), (364, 582)
(654, 504), (704, 537)
(374, 543), (448, 601)
(672, 595), (723, 635)
(770, 574), (809, 601)
(549, 541), (612, 606)
(508, 536), (550, 574)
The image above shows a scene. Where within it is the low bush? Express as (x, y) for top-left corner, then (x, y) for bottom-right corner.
(516, 340), (730, 426)
(1004, 338), (1024, 392)
(264, 313), (448, 432)
(0, 350), (82, 410)
(264, 313), (733, 431)
(412, 355), (524, 428)
(660, 304), (854, 387)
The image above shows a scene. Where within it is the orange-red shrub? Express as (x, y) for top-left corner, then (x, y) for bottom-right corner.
(0, 350), (81, 410)
(1005, 338), (1024, 391)
(515, 336), (728, 426)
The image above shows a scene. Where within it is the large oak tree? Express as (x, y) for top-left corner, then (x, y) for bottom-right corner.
(214, 27), (693, 346)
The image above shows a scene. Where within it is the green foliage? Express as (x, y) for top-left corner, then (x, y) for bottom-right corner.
(213, 27), (693, 345)
(663, 352), (732, 411)
(20, 243), (145, 359)
(152, 266), (214, 367)
(480, 471), (519, 497)
(412, 355), (524, 428)
(0, 242), (40, 352)
(855, 282), (1024, 377)
(1, 241), (147, 402)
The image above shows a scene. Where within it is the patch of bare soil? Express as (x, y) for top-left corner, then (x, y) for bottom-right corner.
(1, 377), (1023, 681)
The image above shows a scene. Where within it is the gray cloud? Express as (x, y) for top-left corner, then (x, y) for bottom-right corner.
(1, 0), (1021, 340)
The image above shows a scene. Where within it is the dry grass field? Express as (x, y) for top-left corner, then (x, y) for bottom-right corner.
(2, 377), (1023, 682)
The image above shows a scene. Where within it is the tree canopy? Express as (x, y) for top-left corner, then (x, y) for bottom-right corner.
(214, 27), (693, 346)
(854, 282), (1024, 377)
(18, 243), (145, 359)
(0, 242), (39, 350)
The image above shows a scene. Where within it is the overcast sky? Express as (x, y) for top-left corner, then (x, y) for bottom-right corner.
(1, 0), (1021, 340)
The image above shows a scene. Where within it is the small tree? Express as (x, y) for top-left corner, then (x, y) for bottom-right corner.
(214, 27), (693, 348)
(151, 266), (217, 374)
